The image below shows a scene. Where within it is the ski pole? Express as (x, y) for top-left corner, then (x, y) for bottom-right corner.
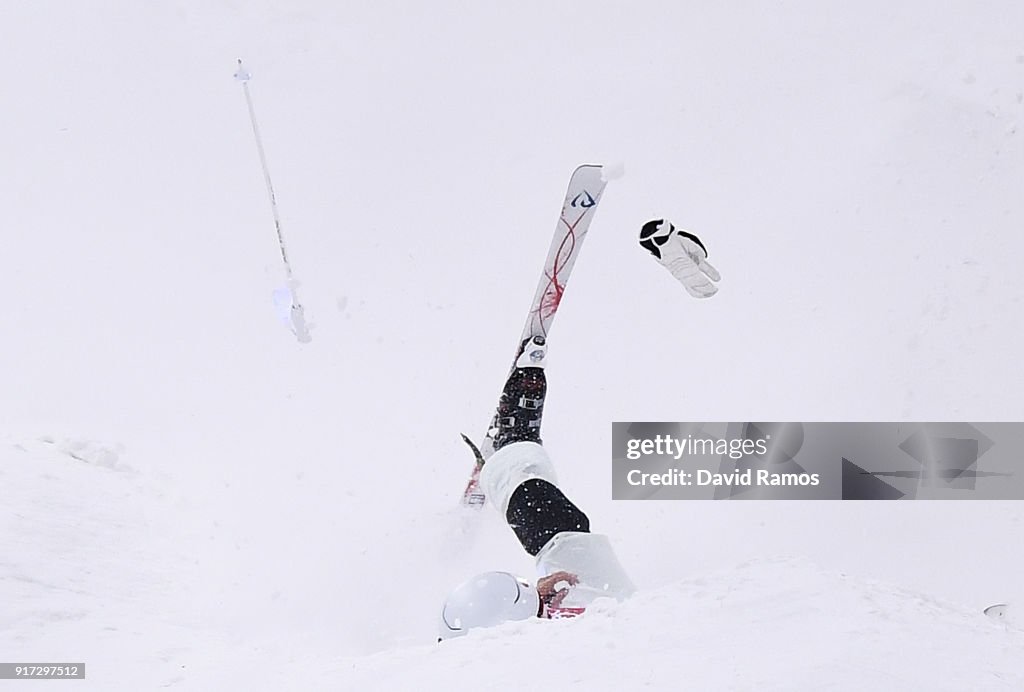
(234, 59), (311, 342)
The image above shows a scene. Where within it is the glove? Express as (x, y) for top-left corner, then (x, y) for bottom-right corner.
(639, 219), (721, 298)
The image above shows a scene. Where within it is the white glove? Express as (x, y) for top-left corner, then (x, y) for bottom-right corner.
(639, 219), (721, 298)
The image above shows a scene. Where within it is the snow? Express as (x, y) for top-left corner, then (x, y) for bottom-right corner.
(601, 161), (626, 182)
(3, 0), (1024, 689)
(343, 558), (1024, 692)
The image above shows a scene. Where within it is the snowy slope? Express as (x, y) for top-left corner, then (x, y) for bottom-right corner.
(4, 443), (1021, 692)
(341, 558), (1024, 692)
(2, 0), (1024, 689)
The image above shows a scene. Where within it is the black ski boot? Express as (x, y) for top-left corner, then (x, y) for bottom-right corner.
(492, 336), (548, 451)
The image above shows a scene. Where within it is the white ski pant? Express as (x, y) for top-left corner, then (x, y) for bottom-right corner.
(479, 441), (636, 605)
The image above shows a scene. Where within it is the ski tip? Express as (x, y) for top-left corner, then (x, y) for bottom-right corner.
(460, 433), (486, 467)
(572, 163), (604, 176)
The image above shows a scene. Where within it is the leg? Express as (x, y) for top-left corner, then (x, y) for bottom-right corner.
(479, 440), (592, 557)
(481, 336), (591, 556)
(506, 478), (590, 555)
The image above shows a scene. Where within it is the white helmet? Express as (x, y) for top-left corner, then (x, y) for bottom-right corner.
(438, 571), (540, 640)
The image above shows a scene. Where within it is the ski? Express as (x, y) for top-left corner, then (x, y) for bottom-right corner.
(461, 164), (609, 508)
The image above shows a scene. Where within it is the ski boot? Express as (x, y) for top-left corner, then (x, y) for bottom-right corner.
(492, 336), (548, 451)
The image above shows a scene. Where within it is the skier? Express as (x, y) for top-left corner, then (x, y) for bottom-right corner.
(438, 334), (635, 640)
(438, 220), (718, 640)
